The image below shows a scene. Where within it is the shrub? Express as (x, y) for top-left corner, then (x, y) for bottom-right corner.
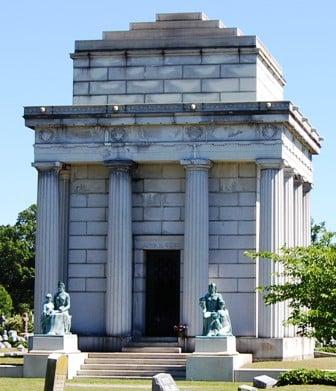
(316, 346), (336, 354)
(277, 368), (336, 386)
(6, 314), (23, 332)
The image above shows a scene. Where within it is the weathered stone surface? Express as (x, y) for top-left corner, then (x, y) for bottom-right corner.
(26, 12), (319, 356)
(238, 386), (257, 391)
(253, 375), (277, 389)
(152, 373), (179, 391)
(44, 354), (68, 391)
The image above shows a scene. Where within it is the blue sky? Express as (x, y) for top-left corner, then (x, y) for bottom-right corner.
(1, 0), (335, 230)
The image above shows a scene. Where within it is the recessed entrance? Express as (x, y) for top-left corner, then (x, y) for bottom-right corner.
(145, 250), (180, 337)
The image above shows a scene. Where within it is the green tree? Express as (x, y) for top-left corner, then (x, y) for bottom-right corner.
(0, 285), (13, 315)
(247, 224), (336, 344)
(311, 220), (335, 246)
(0, 204), (36, 311)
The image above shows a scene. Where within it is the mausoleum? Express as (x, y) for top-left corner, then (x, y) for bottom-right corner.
(24, 12), (321, 359)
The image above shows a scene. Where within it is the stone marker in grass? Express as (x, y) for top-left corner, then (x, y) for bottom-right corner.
(152, 373), (179, 391)
(253, 374), (277, 389)
(44, 353), (68, 391)
(238, 385), (257, 391)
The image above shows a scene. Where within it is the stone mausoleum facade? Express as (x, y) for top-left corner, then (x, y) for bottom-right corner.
(25, 13), (321, 358)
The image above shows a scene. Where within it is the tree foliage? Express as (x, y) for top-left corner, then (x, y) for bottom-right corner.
(0, 204), (36, 311)
(247, 223), (336, 344)
(0, 285), (13, 315)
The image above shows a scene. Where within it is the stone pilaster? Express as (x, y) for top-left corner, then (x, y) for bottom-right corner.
(105, 160), (136, 337)
(59, 167), (71, 283)
(181, 159), (212, 337)
(32, 161), (63, 333)
(257, 159), (285, 338)
(294, 176), (304, 246)
(303, 182), (312, 246)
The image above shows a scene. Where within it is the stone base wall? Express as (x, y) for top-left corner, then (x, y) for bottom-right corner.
(209, 163), (256, 336)
(237, 337), (315, 361)
(73, 50), (283, 105)
(68, 165), (108, 335)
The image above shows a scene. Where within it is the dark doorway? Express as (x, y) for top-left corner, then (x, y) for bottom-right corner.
(145, 250), (180, 337)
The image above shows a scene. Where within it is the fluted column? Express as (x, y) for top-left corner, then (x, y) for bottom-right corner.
(303, 182), (312, 246)
(33, 161), (63, 333)
(105, 160), (136, 336)
(257, 159), (284, 338)
(181, 159), (212, 337)
(283, 167), (295, 337)
(294, 176), (304, 246)
(284, 168), (295, 248)
(59, 167), (71, 283)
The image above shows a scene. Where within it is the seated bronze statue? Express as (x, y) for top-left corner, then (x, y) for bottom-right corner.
(199, 282), (232, 336)
(41, 281), (72, 335)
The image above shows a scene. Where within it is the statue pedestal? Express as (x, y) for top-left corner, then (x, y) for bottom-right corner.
(28, 334), (79, 352)
(23, 334), (87, 379)
(194, 336), (237, 354)
(186, 336), (252, 381)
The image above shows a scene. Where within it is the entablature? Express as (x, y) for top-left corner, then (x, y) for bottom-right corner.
(24, 101), (321, 155)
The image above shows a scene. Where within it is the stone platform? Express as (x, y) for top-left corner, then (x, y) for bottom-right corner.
(28, 334), (79, 352)
(186, 336), (252, 381)
(23, 334), (87, 379)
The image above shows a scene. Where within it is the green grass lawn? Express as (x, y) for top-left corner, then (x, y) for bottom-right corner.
(1, 378), (336, 391)
(244, 357), (336, 370)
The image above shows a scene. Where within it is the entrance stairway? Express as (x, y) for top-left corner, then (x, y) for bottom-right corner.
(76, 338), (188, 379)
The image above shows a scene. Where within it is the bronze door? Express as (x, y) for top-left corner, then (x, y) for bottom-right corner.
(145, 250), (180, 337)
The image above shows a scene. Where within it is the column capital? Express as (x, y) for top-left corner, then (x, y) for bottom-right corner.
(60, 165), (71, 180)
(32, 161), (64, 173)
(256, 158), (284, 169)
(180, 158), (212, 170)
(104, 159), (137, 173)
(303, 181), (313, 193)
(294, 174), (304, 186)
(283, 167), (295, 178)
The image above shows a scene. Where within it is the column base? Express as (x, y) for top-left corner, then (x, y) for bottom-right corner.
(236, 337), (315, 361)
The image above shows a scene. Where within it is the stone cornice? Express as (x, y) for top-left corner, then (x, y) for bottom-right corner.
(24, 102), (321, 154)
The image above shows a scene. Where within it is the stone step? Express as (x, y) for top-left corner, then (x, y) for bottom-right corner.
(122, 346), (181, 353)
(77, 349), (188, 379)
(76, 374), (185, 379)
(88, 352), (189, 359)
(81, 364), (186, 371)
(136, 337), (177, 342)
(125, 342), (179, 347)
(85, 358), (186, 365)
(77, 369), (185, 377)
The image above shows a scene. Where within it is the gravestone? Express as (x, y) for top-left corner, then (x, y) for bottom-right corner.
(253, 374), (277, 389)
(44, 353), (68, 391)
(238, 385), (257, 391)
(152, 373), (179, 391)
